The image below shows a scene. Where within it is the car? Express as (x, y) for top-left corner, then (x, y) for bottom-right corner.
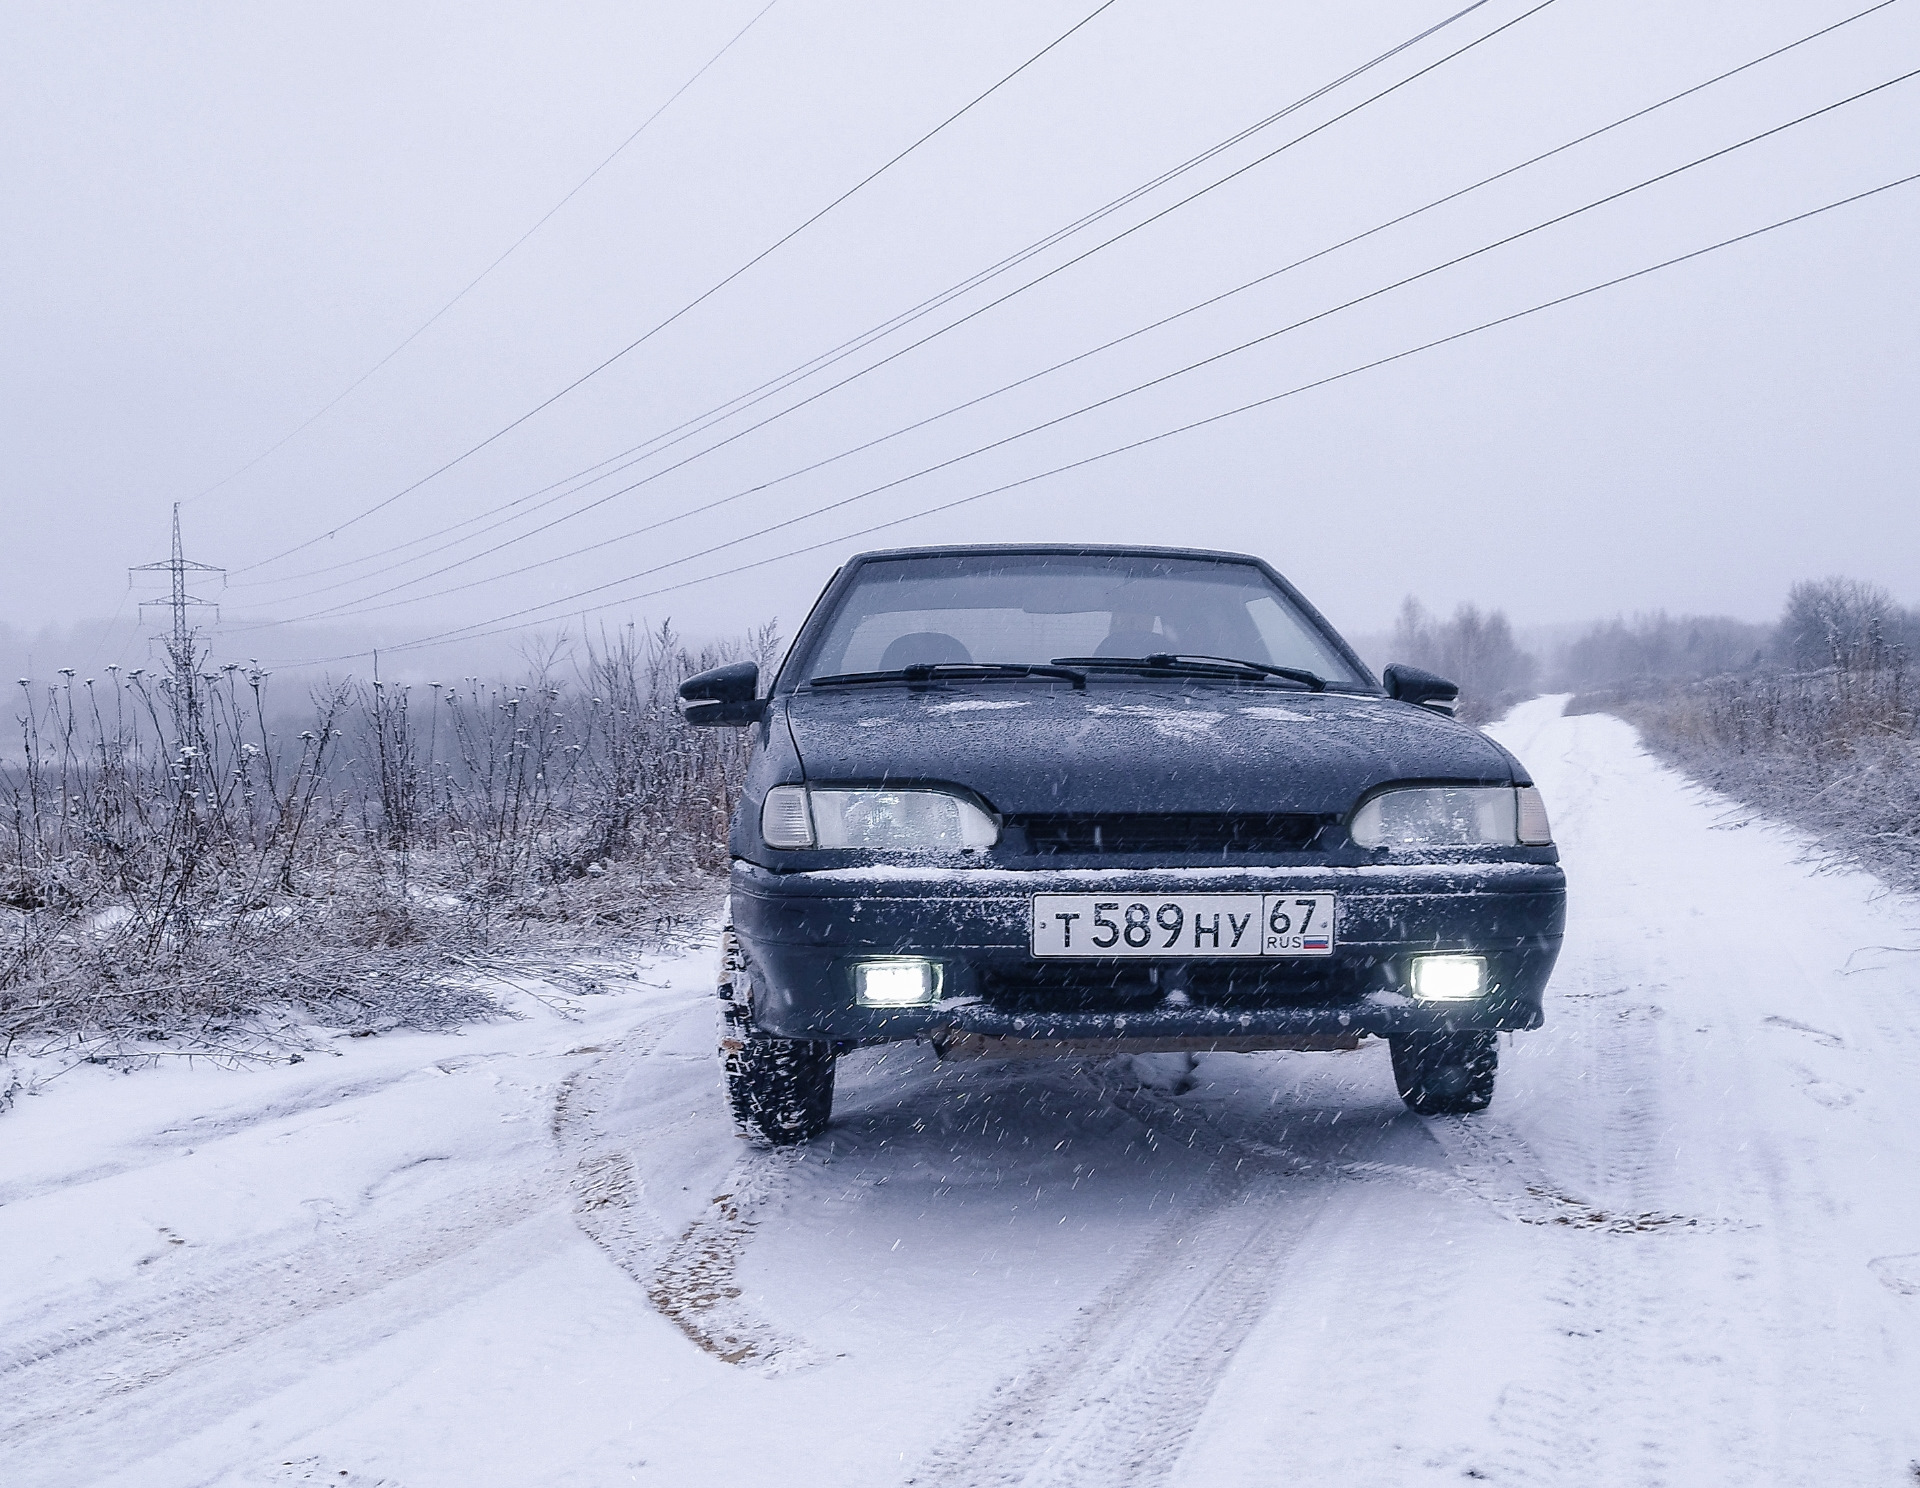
(679, 544), (1565, 1144)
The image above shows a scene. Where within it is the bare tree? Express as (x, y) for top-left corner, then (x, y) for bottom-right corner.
(1391, 598), (1538, 722)
(1776, 577), (1913, 673)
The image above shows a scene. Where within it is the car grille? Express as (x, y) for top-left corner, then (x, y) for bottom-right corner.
(1008, 812), (1330, 857)
(980, 960), (1372, 1014)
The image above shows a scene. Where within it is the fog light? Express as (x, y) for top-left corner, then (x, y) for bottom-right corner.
(1410, 953), (1487, 1001)
(853, 958), (941, 1007)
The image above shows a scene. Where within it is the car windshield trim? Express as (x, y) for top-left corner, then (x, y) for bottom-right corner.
(1048, 654), (1327, 691)
(809, 662), (1088, 690)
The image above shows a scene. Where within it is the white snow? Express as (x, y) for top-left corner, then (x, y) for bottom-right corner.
(1235, 705), (1315, 722)
(1085, 702), (1226, 740)
(6, 696), (1920, 1486)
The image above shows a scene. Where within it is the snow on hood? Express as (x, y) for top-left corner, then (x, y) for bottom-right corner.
(782, 683), (1513, 816)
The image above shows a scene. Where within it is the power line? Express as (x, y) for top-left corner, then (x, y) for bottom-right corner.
(245, 66), (1920, 636)
(183, 1), (784, 510)
(232, 0), (1516, 596)
(306, 165), (1915, 665)
(288, 0), (1896, 620)
(240, 0), (1543, 614)
(228, 0), (1127, 576)
(77, 577), (138, 677)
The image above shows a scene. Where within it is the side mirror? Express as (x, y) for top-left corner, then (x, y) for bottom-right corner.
(1382, 663), (1460, 715)
(678, 661), (766, 726)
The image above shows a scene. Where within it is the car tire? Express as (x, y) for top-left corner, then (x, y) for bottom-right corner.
(717, 924), (835, 1145)
(724, 1035), (836, 1145)
(1389, 1031), (1498, 1115)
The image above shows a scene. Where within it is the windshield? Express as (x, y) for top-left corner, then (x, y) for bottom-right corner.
(794, 552), (1370, 686)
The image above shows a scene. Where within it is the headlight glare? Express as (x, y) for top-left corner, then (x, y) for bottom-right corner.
(1410, 953), (1487, 1000)
(1351, 787), (1522, 849)
(853, 957), (942, 1006)
(762, 786), (998, 851)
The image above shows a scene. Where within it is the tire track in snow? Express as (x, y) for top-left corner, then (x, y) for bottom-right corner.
(907, 1070), (1380, 1488)
(1462, 707), (1701, 1485)
(909, 1176), (1301, 1486)
(555, 998), (820, 1372)
(903, 1032), (1718, 1488)
(1469, 702), (1809, 1485)
(0, 1166), (568, 1487)
(1420, 1112), (1711, 1235)
(642, 1154), (820, 1371)
(0, 1003), (694, 1488)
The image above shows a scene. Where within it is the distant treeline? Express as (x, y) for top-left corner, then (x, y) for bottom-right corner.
(1388, 576), (1918, 715)
(1555, 576), (1920, 692)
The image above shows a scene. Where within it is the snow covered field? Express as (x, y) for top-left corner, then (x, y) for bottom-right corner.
(5, 697), (1919, 1487)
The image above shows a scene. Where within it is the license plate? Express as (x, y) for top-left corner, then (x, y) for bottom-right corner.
(1030, 893), (1335, 958)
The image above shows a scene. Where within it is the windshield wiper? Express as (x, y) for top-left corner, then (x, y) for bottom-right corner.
(810, 662), (1087, 690)
(1049, 654), (1326, 691)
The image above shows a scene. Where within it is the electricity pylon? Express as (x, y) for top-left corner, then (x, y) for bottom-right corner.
(130, 502), (224, 743)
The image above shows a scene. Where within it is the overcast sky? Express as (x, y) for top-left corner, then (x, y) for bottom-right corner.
(4, 0), (1916, 675)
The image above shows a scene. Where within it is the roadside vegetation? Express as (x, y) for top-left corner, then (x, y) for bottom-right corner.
(1561, 579), (1920, 894)
(0, 623), (771, 1057)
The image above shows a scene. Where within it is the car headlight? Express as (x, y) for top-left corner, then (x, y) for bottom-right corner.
(1351, 786), (1553, 849)
(760, 785), (999, 851)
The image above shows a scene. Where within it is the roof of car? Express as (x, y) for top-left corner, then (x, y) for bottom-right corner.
(844, 542), (1269, 565)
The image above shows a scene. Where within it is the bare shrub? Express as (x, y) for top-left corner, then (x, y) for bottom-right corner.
(0, 622), (764, 1053)
(1556, 577), (1919, 892)
(1609, 662), (1919, 892)
(1390, 598), (1538, 722)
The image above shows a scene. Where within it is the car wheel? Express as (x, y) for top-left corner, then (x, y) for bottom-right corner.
(724, 1035), (836, 1145)
(717, 924), (835, 1145)
(1389, 1031), (1498, 1115)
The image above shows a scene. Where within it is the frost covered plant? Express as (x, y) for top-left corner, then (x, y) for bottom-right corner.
(1555, 577), (1918, 892)
(1618, 661), (1918, 893)
(0, 622), (765, 1050)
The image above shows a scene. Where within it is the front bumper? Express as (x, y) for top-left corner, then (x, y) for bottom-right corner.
(730, 859), (1565, 1047)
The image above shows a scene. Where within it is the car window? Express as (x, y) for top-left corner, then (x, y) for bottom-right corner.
(1245, 594), (1355, 676)
(796, 553), (1367, 684)
(828, 608), (1114, 675)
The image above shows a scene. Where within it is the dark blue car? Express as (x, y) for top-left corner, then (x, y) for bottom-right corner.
(680, 545), (1564, 1144)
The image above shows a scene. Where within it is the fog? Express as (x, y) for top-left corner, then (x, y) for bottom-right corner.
(4, 0), (1916, 679)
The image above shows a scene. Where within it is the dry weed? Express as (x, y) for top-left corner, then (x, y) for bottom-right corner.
(1, 622), (767, 1053)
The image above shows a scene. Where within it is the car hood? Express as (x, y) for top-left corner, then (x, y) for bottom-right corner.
(781, 683), (1517, 816)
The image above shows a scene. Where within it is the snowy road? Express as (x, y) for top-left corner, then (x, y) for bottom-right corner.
(6, 698), (1920, 1487)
